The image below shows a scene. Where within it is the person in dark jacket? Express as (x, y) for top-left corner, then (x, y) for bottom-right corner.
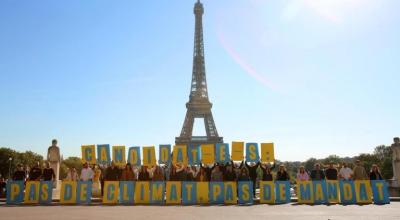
(201, 163), (215, 181)
(185, 166), (195, 181)
(29, 162), (42, 181)
(245, 161), (259, 197)
(260, 163), (275, 181)
(237, 167), (250, 181)
(105, 162), (121, 181)
(169, 165), (179, 181)
(13, 164), (26, 181)
(42, 161), (56, 182)
(276, 165), (290, 181)
(223, 164), (237, 181)
(195, 167), (208, 182)
(310, 163), (326, 181)
(369, 164), (383, 180)
(138, 165), (150, 181)
(325, 161), (338, 180)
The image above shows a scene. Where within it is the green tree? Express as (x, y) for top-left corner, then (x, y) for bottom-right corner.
(60, 157), (83, 180)
(303, 158), (318, 172)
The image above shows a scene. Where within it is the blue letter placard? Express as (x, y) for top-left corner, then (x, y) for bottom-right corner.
(128, 147), (141, 166)
(159, 145), (171, 164)
(188, 144), (201, 165)
(6, 181), (24, 204)
(119, 181), (134, 204)
(39, 181), (53, 204)
(238, 181), (253, 204)
(313, 181), (328, 204)
(275, 181), (291, 204)
(216, 143), (230, 164)
(209, 182), (224, 204)
(245, 143), (259, 162)
(371, 180), (390, 204)
(77, 181), (92, 204)
(97, 144), (111, 165)
(182, 182), (197, 205)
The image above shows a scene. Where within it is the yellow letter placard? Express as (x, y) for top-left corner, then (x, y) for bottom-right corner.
(355, 180), (372, 204)
(196, 182), (209, 204)
(231, 141), (244, 161)
(81, 145), (96, 164)
(24, 181), (40, 204)
(201, 144), (215, 164)
(261, 143), (275, 163)
(143, 146), (157, 167)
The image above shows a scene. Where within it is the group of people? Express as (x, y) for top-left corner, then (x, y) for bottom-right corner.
(65, 160), (285, 197)
(4, 158), (384, 199)
(296, 160), (383, 182)
(12, 161), (56, 182)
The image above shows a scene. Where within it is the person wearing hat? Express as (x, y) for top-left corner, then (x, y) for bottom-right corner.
(325, 161), (338, 180)
(353, 160), (368, 180)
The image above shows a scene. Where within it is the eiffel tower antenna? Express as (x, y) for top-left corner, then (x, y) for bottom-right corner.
(175, 0), (223, 146)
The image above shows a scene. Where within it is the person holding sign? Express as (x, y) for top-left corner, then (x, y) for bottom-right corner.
(105, 162), (120, 181)
(80, 162), (94, 181)
(210, 166), (223, 182)
(121, 163), (136, 181)
(369, 164), (383, 180)
(195, 167), (208, 182)
(138, 166), (151, 181)
(325, 161), (338, 180)
(276, 165), (290, 181)
(260, 163), (275, 181)
(339, 162), (353, 180)
(310, 163), (325, 181)
(245, 161), (259, 197)
(296, 166), (310, 181)
(238, 167), (250, 181)
(152, 166), (165, 181)
(223, 163), (237, 181)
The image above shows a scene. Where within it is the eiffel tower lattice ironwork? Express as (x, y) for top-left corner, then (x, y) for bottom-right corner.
(175, 0), (223, 146)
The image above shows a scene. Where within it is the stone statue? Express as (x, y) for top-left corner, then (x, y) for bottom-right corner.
(391, 137), (400, 181)
(47, 139), (61, 188)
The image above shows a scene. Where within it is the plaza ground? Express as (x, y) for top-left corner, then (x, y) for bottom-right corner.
(1, 203), (399, 220)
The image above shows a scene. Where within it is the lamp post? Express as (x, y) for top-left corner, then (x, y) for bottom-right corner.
(8, 157), (12, 180)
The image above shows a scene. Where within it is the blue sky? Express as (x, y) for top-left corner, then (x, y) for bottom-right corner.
(0, 0), (399, 161)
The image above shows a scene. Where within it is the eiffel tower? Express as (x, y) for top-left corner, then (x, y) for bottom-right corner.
(175, 0), (223, 146)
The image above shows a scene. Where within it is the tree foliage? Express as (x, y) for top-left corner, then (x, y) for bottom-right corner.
(0, 148), (43, 179)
